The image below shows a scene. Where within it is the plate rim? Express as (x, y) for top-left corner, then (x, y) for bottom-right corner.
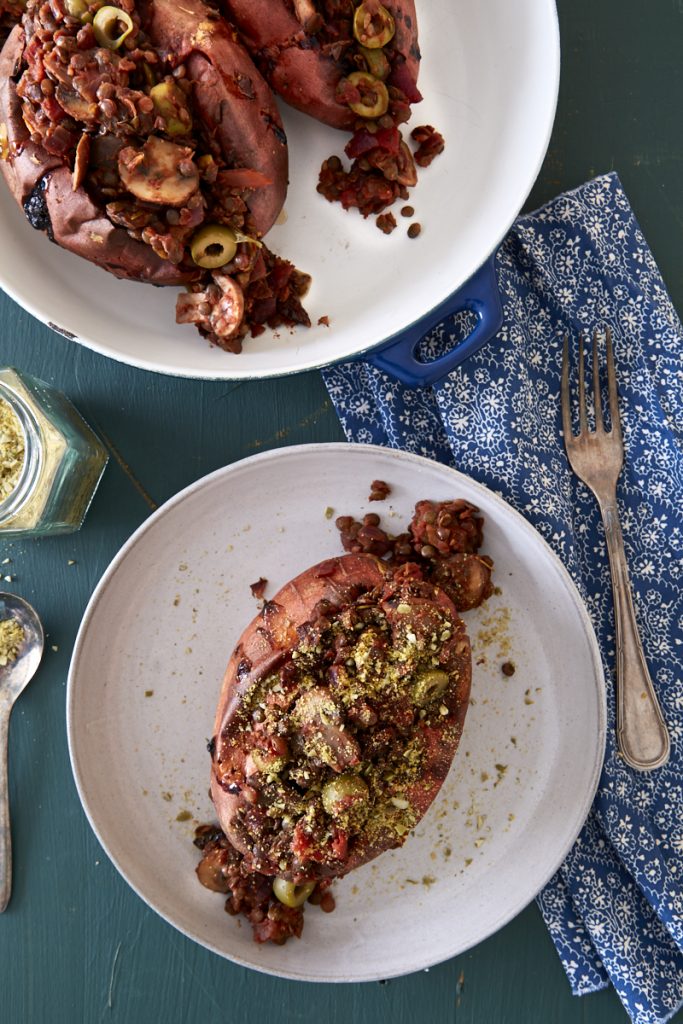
(1, 1), (560, 381)
(66, 442), (606, 981)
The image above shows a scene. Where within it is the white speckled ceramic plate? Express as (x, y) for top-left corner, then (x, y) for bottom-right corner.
(67, 444), (605, 982)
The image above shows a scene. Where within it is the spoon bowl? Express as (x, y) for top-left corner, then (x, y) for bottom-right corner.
(0, 593), (44, 913)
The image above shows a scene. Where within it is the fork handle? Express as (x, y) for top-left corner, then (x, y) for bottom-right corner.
(0, 703), (11, 911)
(602, 503), (670, 771)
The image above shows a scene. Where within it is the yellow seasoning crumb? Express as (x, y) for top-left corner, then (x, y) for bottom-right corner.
(173, 595), (180, 607)
(324, 506), (334, 519)
(480, 771), (490, 782)
(144, 689), (154, 697)
(51, 645), (59, 653)
(422, 875), (436, 887)
(0, 618), (25, 667)
(67, 560), (76, 566)
(464, 858), (473, 867)
(474, 838), (486, 848)
(176, 810), (192, 822)
(161, 792), (173, 802)
(0, 398), (25, 501)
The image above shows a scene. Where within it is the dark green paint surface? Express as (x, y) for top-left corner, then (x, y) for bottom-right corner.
(0, 1), (681, 1021)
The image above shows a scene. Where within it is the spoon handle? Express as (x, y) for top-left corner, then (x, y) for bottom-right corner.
(0, 703), (11, 912)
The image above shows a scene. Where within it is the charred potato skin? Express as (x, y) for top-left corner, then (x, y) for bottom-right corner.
(220, 0), (420, 131)
(210, 553), (471, 881)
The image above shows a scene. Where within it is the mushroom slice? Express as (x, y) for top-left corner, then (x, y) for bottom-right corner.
(118, 136), (199, 206)
(176, 273), (245, 340)
(55, 85), (98, 125)
(72, 132), (90, 191)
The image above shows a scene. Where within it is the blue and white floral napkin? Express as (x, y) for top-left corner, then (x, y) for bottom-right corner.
(322, 173), (683, 1024)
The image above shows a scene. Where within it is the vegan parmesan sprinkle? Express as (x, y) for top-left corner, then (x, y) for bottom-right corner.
(0, 618), (25, 666)
(0, 399), (25, 502)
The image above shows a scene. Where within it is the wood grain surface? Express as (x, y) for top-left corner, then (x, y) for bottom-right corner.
(0, 1), (681, 1021)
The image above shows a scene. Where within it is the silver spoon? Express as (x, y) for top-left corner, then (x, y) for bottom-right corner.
(0, 594), (44, 912)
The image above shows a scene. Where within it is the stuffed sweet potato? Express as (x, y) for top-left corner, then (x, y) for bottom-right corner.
(219, 0), (443, 222)
(0, 0), (310, 350)
(220, 0), (421, 131)
(208, 553), (471, 886)
(195, 496), (493, 945)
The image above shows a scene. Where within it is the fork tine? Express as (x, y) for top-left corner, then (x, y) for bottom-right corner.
(577, 335), (588, 434)
(605, 326), (623, 441)
(561, 334), (573, 440)
(593, 329), (604, 432)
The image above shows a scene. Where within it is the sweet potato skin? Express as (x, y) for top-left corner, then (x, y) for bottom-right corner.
(210, 553), (471, 881)
(0, 26), (195, 285)
(138, 0), (288, 236)
(220, 0), (421, 131)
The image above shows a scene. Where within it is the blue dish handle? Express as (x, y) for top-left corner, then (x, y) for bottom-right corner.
(365, 252), (502, 387)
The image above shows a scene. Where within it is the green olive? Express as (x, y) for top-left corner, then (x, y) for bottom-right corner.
(345, 71), (389, 119)
(272, 878), (316, 908)
(190, 224), (238, 269)
(150, 81), (191, 136)
(413, 669), (450, 706)
(322, 773), (369, 818)
(65, 0), (88, 17)
(93, 6), (134, 49)
(353, 2), (395, 49)
(359, 44), (390, 81)
(250, 748), (288, 775)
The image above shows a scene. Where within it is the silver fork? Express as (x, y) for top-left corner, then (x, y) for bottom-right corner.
(561, 327), (670, 771)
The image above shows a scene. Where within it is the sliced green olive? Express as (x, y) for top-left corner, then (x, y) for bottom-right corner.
(345, 71), (389, 119)
(359, 44), (390, 81)
(353, 2), (395, 49)
(190, 224), (238, 269)
(93, 6), (134, 50)
(65, 0), (88, 17)
(250, 747), (288, 775)
(149, 81), (191, 137)
(272, 878), (316, 908)
(413, 669), (450, 706)
(322, 773), (369, 818)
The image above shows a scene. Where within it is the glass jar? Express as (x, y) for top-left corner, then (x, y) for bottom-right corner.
(0, 367), (108, 538)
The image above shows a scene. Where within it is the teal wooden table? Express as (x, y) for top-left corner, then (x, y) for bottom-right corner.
(1, 1), (681, 1021)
